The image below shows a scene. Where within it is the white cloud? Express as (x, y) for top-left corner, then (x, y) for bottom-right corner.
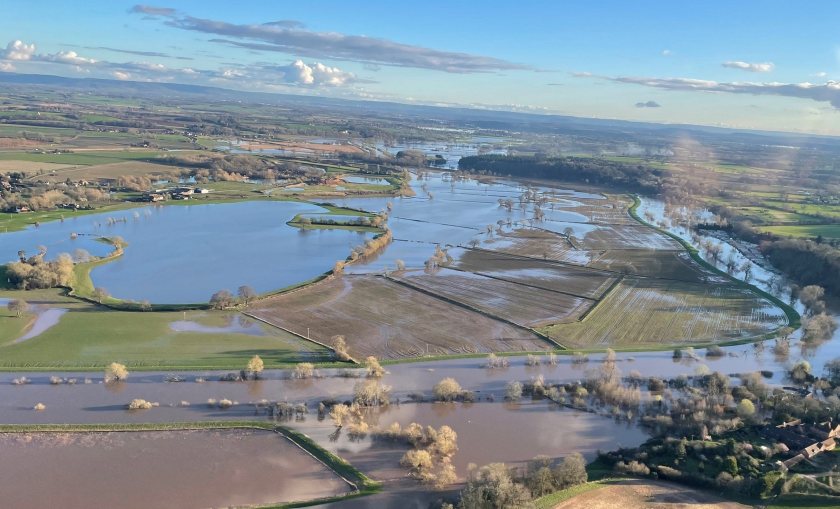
(814, 71), (828, 78)
(3, 39), (36, 60)
(661, 49), (673, 57)
(722, 60), (774, 73)
(281, 60), (354, 86)
(571, 71), (592, 77)
(42, 50), (97, 65)
(111, 71), (131, 80)
(606, 75), (840, 109)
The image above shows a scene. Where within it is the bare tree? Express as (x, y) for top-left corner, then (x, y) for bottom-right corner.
(238, 285), (257, 305)
(7, 299), (28, 317)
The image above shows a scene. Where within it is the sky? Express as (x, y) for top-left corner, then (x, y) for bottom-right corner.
(1, 1), (840, 135)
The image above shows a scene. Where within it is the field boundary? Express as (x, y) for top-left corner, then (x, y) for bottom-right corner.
(628, 195), (801, 331)
(383, 273), (566, 349)
(0, 420), (379, 508)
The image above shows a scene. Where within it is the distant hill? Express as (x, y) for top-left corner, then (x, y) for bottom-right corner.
(0, 71), (838, 151)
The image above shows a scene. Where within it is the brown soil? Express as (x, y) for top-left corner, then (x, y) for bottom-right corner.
(248, 275), (550, 359)
(552, 479), (748, 509)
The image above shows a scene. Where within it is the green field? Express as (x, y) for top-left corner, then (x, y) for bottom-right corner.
(758, 224), (840, 240)
(0, 289), (331, 369)
(542, 277), (787, 348)
(0, 149), (169, 166)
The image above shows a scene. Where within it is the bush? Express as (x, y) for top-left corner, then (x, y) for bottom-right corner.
(127, 399), (154, 410)
(433, 377), (462, 402)
(293, 362), (316, 379)
(505, 381), (523, 400)
(104, 362), (128, 383)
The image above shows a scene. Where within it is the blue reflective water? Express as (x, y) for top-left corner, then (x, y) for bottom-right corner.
(2, 202), (370, 304)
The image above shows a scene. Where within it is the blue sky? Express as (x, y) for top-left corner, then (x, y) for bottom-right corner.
(2, 1), (839, 134)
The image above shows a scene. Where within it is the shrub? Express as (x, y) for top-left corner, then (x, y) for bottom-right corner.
(127, 399), (154, 410)
(433, 377), (462, 402)
(293, 362), (316, 379)
(505, 380), (523, 400)
(104, 362), (129, 383)
(246, 355), (264, 377)
(365, 356), (385, 378)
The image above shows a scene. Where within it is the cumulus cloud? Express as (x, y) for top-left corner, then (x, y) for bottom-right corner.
(606, 75), (840, 109)
(722, 61), (774, 73)
(4, 40), (36, 60)
(111, 71), (131, 80)
(0, 62), (14, 71)
(635, 100), (661, 108)
(42, 50), (97, 65)
(131, 5), (530, 73)
(279, 59), (354, 86)
(661, 49), (673, 57)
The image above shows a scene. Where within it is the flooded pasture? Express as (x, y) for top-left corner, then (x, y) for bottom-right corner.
(0, 201), (371, 304)
(0, 428), (351, 509)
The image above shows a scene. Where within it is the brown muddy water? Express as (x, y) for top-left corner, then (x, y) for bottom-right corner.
(0, 428), (350, 509)
(293, 401), (647, 479)
(0, 348), (816, 425)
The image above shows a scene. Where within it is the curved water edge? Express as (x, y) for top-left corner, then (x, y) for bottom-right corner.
(0, 201), (374, 304)
(0, 297), (68, 344)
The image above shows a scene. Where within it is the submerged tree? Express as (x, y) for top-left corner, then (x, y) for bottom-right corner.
(7, 299), (28, 317)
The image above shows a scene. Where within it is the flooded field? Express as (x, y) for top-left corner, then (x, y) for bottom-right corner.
(0, 428), (351, 509)
(249, 275), (549, 359)
(1, 201), (370, 304)
(293, 401), (648, 478)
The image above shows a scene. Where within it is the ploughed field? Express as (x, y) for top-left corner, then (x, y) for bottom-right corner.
(0, 428), (351, 509)
(248, 174), (791, 356)
(248, 275), (550, 359)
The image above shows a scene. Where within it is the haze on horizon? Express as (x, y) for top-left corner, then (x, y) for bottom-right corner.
(1, 0), (839, 135)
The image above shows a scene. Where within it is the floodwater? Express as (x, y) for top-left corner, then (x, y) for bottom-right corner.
(169, 314), (265, 336)
(0, 202), (371, 303)
(0, 346), (824, 425)
(344, 176), (390, 185)
(0, 297), (67, 344)
(293, 401), (647, 477)
(0, 428), (350, 509)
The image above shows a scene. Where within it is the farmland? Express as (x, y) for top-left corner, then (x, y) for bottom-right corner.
(392, 268), (591, 327)
(0, 289), (330, 369)
(247, 275), (551, 359)
(543, 277), (787, 348)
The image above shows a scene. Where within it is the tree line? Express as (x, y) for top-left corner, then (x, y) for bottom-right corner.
(458, 154), (664, 193)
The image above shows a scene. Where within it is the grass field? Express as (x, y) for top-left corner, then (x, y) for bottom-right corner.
(28, 161), (183, 183)
(0, 149), (170, 166)
(757, 224), (840, 240)
(0, 202), (138, 233)
(0, 289), (330, 369)
(393, 268), (591, 327)
(543, 277), (787, 347)
(248, 275), (550, 359)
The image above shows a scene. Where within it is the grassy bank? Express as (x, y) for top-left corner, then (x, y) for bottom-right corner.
(628, 195), (801, 331)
